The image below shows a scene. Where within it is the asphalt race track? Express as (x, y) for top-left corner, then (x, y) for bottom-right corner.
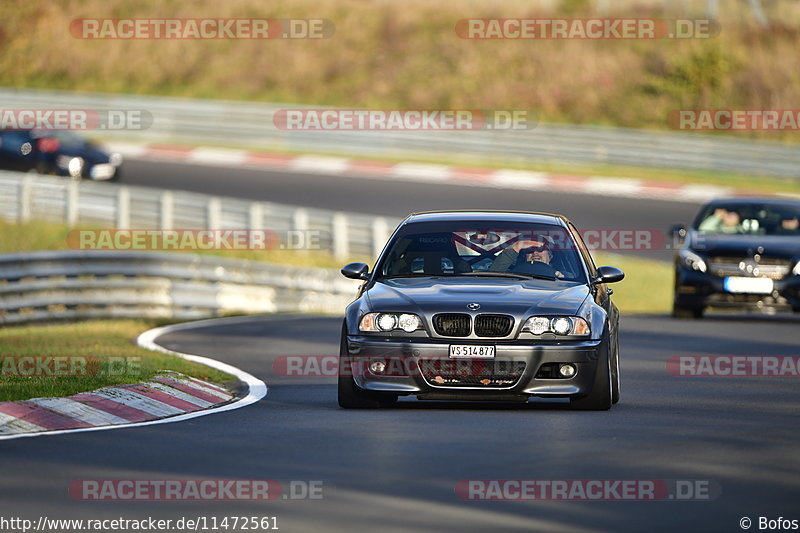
(1, 313), (798, 533)
(1, 160), (798, 533)
(120, 158), (701, 261)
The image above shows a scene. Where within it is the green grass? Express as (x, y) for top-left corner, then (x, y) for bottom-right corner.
(0, 319), (235, 402)
(593, 252), (672, 314)
(4, 0), (800, 141)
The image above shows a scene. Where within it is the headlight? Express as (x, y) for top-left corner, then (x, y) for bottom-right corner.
(67, 157), (84, 178)
(794, 261), (800, 276)
(360, 312), (423, 333)
(679, 249), (707, 273)
(109, 152), (123, 166)
(522, 316), (590, 336)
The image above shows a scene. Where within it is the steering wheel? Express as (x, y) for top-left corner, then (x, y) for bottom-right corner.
(512, 258), (559, 278)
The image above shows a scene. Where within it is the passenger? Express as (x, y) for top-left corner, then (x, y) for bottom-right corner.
(777, 215), (799, 234)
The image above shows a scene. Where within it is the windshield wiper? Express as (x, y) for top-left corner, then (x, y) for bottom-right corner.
(457, 271), (556, 281)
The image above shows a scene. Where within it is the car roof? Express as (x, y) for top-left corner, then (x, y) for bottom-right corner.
(402, 210), (569, 226)
(704, 197), (800, 208)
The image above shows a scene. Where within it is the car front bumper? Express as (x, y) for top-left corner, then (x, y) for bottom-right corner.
(675, 268), (800, 310)
(344, 335), (605, 399)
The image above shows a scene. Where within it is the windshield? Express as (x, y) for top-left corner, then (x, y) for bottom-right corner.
(694, 203), (800, 236)
(31, 129), (87, 148)
(376, 221), (588, 283)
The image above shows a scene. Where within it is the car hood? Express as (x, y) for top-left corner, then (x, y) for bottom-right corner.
(366, 277), (590, 317)
(690, 233), (800, 260)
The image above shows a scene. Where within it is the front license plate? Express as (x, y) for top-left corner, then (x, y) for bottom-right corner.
(723, 276), (774, 294)
(449, 345), (495, 359)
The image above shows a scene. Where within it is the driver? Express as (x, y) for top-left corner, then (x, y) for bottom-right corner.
(490, 235), (564, 278)
(698, 208), (743, 234)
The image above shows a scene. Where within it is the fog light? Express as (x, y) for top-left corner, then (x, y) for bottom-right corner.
(369, 359), (387, 374)
(558, 364), (576, 378)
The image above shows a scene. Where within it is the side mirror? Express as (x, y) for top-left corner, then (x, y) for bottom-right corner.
(594, 265), (625, 284)
(670, 224), (688, 247)
(341, 262), (370, 280)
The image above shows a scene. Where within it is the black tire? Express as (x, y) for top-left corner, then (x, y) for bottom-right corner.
(611, 335), (620, 405)
(672, 302), (704, 319)
(570, 339), (613, 411)
(337, 323), (396, 409)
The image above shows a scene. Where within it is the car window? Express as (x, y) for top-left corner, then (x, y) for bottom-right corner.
(377, 221), (588, 283)
(694, 203), (800, 236)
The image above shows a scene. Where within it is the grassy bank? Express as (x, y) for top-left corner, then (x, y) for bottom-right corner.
(0, 319), (234, 401)
(2, 0), (800, 140)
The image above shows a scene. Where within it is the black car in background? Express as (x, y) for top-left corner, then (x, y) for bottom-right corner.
(0, 129), (122, 180)
(339, 210), (625, 410)
(672, 198), (800, 318)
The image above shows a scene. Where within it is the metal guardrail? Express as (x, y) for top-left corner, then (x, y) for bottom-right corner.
(0, 169), (385, 324)
(0, 171), (399, 261)
(2, 88), (799, 178)
(0, 250), (361, 324)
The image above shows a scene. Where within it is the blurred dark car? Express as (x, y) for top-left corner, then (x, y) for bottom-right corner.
(0, 129), (122, 180)
(671, 198), (800, 318)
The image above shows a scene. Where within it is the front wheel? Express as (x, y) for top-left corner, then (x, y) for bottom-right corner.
(337, 324), (396, 409)
(611, 336), (620, 405)
(569, 347), (612, 411)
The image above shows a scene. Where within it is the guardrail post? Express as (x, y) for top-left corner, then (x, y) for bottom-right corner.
(293, 208), (309, 232)
(207, 197), (221, 230)
(117, 187), (131, 228)
(293, 208), (310, 253)
(19, 177), (32, 223)
(249, 202), (263, 230)
(372, 217), (389, 259)
(160, 191), (174, 229)
(332, 213), (349, 261)
(66, 180), (79, 226)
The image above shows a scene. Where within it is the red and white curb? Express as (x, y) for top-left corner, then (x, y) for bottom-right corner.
(107, 142), (793, 204)
(0, 317), (267, 441)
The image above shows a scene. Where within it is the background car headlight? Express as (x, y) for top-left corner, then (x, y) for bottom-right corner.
(67, 156), (84, 177)
(522, 316), (590, 336)
(679, 249), (707, 273)
(360, 312), (423, 333)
